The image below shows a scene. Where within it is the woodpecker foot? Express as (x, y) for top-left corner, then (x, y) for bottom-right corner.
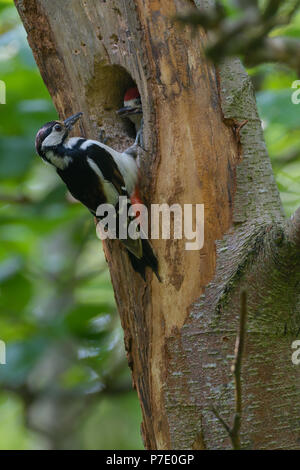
(99, 129), (110, 145)
(135, 118), (145, 150)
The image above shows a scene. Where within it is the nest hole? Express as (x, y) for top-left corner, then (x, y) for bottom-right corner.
(86, 64), (140, 150)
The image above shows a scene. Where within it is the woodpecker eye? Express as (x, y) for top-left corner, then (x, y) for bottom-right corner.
(54, 124), (62, 132)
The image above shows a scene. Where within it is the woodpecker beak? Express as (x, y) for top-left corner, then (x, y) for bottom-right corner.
(64, 112), (83, 131)
(117, 106), (142, 117)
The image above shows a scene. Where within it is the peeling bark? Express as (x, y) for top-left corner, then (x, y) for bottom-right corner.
(15, 0), (300, 450)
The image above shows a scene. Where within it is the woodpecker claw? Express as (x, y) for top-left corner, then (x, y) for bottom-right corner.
(135, 118), (144, 150)
(99, 129), (110, 145)
(135, 129), (142, 147)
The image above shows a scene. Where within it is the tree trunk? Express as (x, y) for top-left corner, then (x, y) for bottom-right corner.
(15, 0), (300, 450)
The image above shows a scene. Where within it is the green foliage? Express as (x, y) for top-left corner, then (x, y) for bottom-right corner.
(0, 1), (142, 450)
(244, 2), (300, 216)
(254, 63), (300, 215)
(81, 394), (144, 450)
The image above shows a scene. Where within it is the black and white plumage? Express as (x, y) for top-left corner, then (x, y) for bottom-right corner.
(35, 113), (160, 281)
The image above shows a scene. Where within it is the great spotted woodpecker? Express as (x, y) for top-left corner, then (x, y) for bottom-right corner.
(35, 112), (160, 281)
(117, 87), (143, 145)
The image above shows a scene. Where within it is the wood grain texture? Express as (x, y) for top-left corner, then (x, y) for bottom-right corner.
(15, 0), (300, 449)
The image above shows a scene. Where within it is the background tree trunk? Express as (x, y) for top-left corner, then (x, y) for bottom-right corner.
(15, 0), (300, 449)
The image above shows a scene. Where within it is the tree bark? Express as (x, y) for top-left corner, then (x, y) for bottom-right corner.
(15, 0), (300, 449)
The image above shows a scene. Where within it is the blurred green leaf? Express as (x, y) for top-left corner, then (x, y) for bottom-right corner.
(0, 338), (49, 386)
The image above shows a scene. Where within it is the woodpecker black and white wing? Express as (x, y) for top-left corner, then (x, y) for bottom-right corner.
(80, 141), (143, 260)
(83, 142), (127, 203)
(80, 140), (138, 196)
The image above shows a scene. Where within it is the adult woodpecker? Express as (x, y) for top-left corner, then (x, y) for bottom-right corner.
(35, 112), (160, 281)
(117, 87), (143, 143)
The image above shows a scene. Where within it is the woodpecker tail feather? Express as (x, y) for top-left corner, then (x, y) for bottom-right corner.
(121, 236), (143, 260)
(127, 238), (161, 282)
(97, 197), (161, 282)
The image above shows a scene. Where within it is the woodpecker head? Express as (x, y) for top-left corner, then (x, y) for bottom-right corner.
(35, 112), (83, 157)
(117, 87), (142, 118)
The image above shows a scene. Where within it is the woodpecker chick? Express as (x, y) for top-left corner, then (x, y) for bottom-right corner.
(35, 113), (160, 282)
(117, 87), (142, 132)
(117, 87), (144, 147)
